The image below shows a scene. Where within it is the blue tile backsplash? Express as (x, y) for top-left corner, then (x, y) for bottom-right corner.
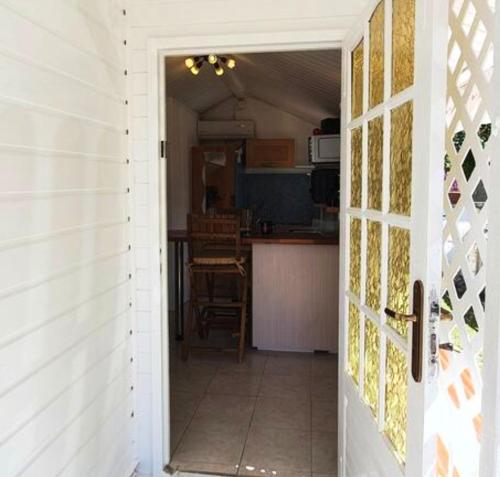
(235, 169), (317, 225)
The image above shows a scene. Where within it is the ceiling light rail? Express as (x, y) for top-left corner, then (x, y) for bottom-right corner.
(184, 54), (236, 76)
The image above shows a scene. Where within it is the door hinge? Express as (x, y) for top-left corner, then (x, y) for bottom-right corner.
(160, 140), (167, 158)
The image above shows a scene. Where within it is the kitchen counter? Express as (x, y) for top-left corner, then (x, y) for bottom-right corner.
(242, 232), (338, 245)
(168, 229), (338, 245)
(167, 227), (339, 350)
(252, 242), (338, 352)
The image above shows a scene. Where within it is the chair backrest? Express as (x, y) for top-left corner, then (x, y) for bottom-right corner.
(187, 214), (241, 262)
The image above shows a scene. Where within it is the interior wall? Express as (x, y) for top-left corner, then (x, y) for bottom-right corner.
(201, 97), (317, 166)
(127, 2), (367, 474)
(0, 1), (135, 476)
(166, 96), (198, 229)
(166, 96), (198, 309)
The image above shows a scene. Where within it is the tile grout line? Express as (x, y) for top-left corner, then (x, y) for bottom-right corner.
(235, 361), (265, 477)
(169, 363), (218, 468)
(310, 367), (314, 477)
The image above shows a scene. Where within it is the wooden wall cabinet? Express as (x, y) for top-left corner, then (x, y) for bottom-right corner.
(246, 138), (295, 168)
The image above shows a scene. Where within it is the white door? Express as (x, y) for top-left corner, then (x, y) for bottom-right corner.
(339, 0), (448, 475)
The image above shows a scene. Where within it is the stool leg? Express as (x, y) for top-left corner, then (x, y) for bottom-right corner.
(181, 300), (194, 361)
(182, 267), (197, 361)
(237, 273), (248, 363)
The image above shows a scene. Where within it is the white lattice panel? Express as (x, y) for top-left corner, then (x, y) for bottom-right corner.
(438, 0), (494, 474)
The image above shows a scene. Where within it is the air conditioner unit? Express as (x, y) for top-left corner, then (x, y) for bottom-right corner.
(197, 120), (255, 139)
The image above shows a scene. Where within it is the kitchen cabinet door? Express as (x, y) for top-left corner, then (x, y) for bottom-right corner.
(246, 138), (294, 168)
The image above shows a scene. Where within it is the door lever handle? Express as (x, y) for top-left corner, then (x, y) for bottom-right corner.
(384, 308), (418, 322)
(384, 280), (424, 383)
(439, 342), (460, 353)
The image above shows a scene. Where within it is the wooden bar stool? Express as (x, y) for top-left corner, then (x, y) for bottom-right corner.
(182, 214), (248, 363)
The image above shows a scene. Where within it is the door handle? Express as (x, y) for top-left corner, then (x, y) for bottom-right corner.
(439, 342), (460, 353)
(384, 308), (418, 322)
(384, 280), (424, 383)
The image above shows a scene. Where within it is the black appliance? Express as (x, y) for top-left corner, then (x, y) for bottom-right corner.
(310, 166), (340, 207)
(320, 118), (340, 135)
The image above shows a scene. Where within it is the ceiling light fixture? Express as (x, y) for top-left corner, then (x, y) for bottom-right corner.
(184, 55), (236, 76)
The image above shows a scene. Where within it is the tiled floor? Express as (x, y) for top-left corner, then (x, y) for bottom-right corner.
(169, 347), (338, 477)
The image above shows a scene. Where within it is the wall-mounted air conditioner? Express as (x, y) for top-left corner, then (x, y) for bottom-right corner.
(197, 120), (255, 139)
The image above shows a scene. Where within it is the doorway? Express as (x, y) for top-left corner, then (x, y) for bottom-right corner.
(163, 48), (342, 476)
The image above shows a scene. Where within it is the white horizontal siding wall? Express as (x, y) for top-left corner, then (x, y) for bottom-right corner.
(126, 1), (367, 474)
(0, 1), (136, 476)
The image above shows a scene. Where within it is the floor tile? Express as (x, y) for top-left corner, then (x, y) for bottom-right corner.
(259, 374), (311, 400)
(170, 418), (190, 454)
(218, 352), (268, 374)
(311, 376), (337, 402)
(170, 392), (202, 423)
(207, 370), (263, 396)
(264, 354), (312, 376)
(241, 426), (312, 475)
(311, 355), (338, 378)
(190, 394), (256, 432)
(170, 356), (219, 372)
(311, 400), (337, 433)
(173, 426), (247, 467)
(172, 461), (239, 475)
(312, 432), (338, 474)
(252, 396), (311, 431)
(171, 369), (215, 395)
(239, 467), (310, 477)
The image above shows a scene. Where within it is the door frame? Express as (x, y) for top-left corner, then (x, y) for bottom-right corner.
(479, 4), (500, 474)
(146, 32), (344, 476)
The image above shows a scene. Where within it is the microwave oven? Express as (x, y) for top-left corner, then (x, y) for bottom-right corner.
(308, 134), (340, 164)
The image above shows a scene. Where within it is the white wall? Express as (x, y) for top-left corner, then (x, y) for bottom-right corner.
(126, 1), (366, 474)
(165, 96), (197, 310)
(166, 96), (198, 229)
(202, 97), (317, 166)
(0, 1), (135, 477)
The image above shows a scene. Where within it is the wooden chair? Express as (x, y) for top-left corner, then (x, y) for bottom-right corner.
(182, 214), (248, 363)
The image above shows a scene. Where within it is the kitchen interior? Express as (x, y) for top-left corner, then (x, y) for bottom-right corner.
(166, 49), (341, 476)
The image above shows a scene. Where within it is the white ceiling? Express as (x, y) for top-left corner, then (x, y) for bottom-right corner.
(165, 49), (341, 125)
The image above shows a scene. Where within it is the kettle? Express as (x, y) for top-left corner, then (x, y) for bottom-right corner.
(259, 220), (274, 235)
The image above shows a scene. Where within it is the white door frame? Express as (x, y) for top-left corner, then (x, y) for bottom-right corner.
(146, 31), (344, 476)
(479, 4), (500, 474)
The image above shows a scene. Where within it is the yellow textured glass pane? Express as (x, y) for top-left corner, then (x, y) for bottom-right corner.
(349, 217), (362, 297)
(387, 226), (411, 337)
(350, 127), (362, 208)
(368, 116), (383, 211)
(384, 340), (408, 464)
(366, 220), (382, 313)
(351, 40), (364, 119)
(348, 302), (361, 384)
(364, 318), (380, 417)
(392, 0), (415, 95)
(390, 102), (413, 216)
(369, 2), (385, 107)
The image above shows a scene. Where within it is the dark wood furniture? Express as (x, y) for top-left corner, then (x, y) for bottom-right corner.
(182, 214), (249, 363)
(246, 138), (295, 168)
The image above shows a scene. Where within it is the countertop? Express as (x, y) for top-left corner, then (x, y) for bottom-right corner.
(242, 232), (338, 245)
(168, 228), (338, 245)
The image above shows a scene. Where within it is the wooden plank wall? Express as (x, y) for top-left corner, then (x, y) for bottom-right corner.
(0, 1), (135, 476)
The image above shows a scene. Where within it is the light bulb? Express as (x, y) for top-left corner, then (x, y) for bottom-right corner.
(208, 54), (217, 64)
(190, 65), (200, 75)
(185, 57), (195, 69)
(227, 58), (236, 69)
(214, 65), (224, 76)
